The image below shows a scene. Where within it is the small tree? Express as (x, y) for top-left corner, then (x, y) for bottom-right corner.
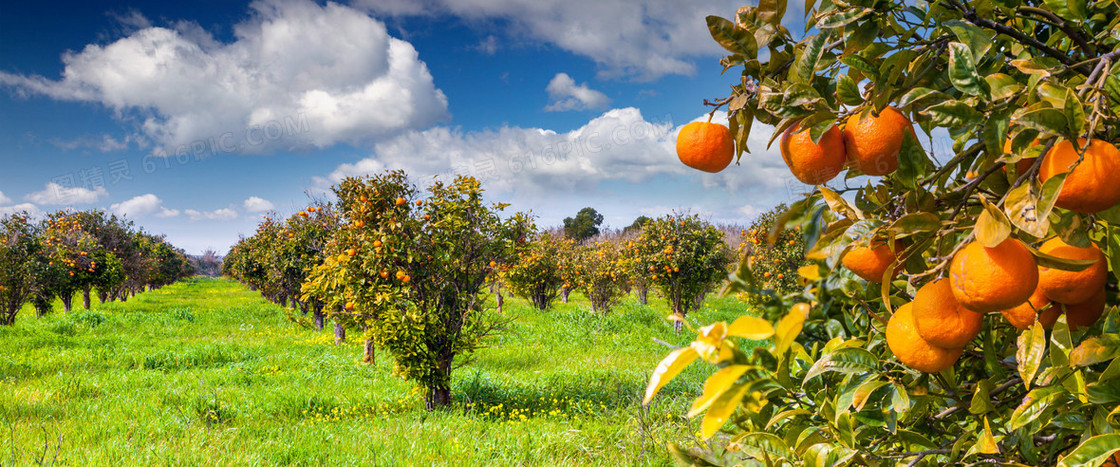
(570, 239), (630, 315)
(504, 232), (565, 310)
(634, 214), (731, 331)
(0, 214), (42, 325)
(623, 215), (652, 234)
(303, 171), (533, 409)
(737, 204), (806, 298)
(563, 207), (604, 243)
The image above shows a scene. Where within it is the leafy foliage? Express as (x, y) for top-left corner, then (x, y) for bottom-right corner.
(503, 232), (567, 310)
(736, 204), (807, 299)
(563, 207), (604, 243)
(633, 214), (732, 329)
(568, 239), (630, 315)
(646, 1), (1120, 465)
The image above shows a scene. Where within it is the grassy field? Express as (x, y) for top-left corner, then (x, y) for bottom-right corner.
(0, 277), (752, 465)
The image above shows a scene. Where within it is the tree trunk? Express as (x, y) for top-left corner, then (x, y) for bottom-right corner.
(61, 292), (73, 312)
(426, 387), (451, 409)
(638, 286), (648, 305)
(363, 338), (375, 364)
(334, 321), (346, 345)
(673, 319), (683, 333)
(82, 288), (91, 310)
(496, 291), (504, 314)
(279, 295), (288, 308)
(97, 290), (108, 303)
(561, 287), (571, 304)
(314, 309), (324, 330)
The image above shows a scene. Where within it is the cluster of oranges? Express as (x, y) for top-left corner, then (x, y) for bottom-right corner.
(676, 107), (1120, 374)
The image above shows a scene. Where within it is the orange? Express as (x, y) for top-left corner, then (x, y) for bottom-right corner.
(949, 239), (1038, 313)
(841, 240), (900, 283)
(676, 121), (734, 173)
(395, 197), (407, 206)
(1002, 138), (1039, 176)
(999, 287), (1049, 331)
(1103, 451), (1120, 467)
(779, 122), (846, 185)
(1065, 286), (1107, 332)
(1037, 237), (1107, 304)
(913, 279), (984, 348)
(1038, 138), (1120, 213)
(886, 302), (964, 373)
(842, 106), (915, 176)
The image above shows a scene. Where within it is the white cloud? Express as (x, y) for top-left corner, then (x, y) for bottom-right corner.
(544, 73), (609, 112)
(185, 208), (239, 221)
(354, 0), (790, 80)
(0, 0), (448, 155)
(50, 134), (132, 152)
(242, 196), (275, 212)
(314, 107), (797, 202)
(109, 194), (179, 218)
(0, 190), (10, 205)
(0, 203), (42, 218)
(473, 35), (499, 55)
(25, 183), (109, 205)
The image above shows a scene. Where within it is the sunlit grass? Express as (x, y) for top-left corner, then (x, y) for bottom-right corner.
(0, 277), (755, 465)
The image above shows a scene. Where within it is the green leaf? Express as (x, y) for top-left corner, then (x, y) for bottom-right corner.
(819, 185), (862, 219)
(757, 0), (787, 26)
(791, 32), (833, 84)
(851, 379), (889, 412)
(972, 418), (1000, 455)
(804, 347), (878, 382)
(897, 87), (946, 109)
(944, 20), (993, 60)
(948, 42), (986, 97)
(975, 196), (1011, 248)
(734, 433), (795, 462)
(895, 131), (931, 190)
(643, 346), (699, 404)
(727, 315), (775, 340)
(816, 7), (873, 29)
(1017, 322), (1047, 389)
(1008, 386), (1064, 430)
(1064, 89), (1086, 135)
(689, 365), (753, 416)
(1026, 243), (1098, 272)
(887, 212), (941, 234)
(765, 408), (812, 430)
(985, 73), (1022, 101)
(891, 383), (910, 414)
(836, 74), (863, 106)
(969, 379), (994, 415)
(1056, 434), (1120, 467)
(1014, 107), (1072, 139)
(840, 55), (879, 79)
(921, 100), (983, 127)
(706, 16), (758, 56)
(1069, 335), (1120, 367)
(803, 443), (857, 467)
(783, 82), (823, 107)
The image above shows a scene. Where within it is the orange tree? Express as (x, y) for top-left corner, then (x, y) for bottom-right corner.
(269, 204), (339, 328)
(644, 1), (1120, 465)
(302, 171), (533, 409)
(633, 214), (732, 331)
(503, 231), (566, 310)
(0, 213), (43, 325)
(737, 203), (807, 298)
(569, 238), (630, 315)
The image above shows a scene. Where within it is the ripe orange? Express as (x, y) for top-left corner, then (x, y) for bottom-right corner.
(373, 240), (383, 248)
(999, 287), (1049, 331)
(912, 279), (984, 348)
(416, 200), (423, 206)
(841, 239), (900, 283)
(395, 270), (406, 280)
(676, 121), (734, 173)
(345, 302), (355, 311)
(1037, 237), (1107, 304)
(842, 106), (914, 176)
(379, 270), (390, 279)
(779, 122), (846, 185)
(1039, 138), (1120, 213)
(1065, 286), (1107, 332)
(299, 211), (309, 217)
(395, 197), (407, 206)
(949, 238), (1038, 313)
(886, 302), (964, 373)
(1102, 451), (1120, 467)
(348, 249), (357, 257)
(402, 275), (411, 284)
(489, 261), (497, 268)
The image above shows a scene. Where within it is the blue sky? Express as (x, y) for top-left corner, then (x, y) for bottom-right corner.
(0, 0), (817, 254)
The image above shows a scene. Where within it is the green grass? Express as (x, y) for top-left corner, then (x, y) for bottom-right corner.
(0, 277), (754, 465)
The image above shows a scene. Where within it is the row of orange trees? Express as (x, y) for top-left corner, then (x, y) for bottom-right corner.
(223, 170), (808, 409)
(0, 210), (195, 325)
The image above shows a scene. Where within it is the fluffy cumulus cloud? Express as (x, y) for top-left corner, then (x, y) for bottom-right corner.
(109, 194), (179, 218)
(544, 73), (609, 112)
(0, 190), (10, 205)
(185, 208), (239, 221)
(354, 0), (788, 80)
(242, 196), (275, 212)
(315, 108), (797, 205)
(25, 183), (109, 205)
(0, 203), (42, 218)
(0, 0), (448, 155)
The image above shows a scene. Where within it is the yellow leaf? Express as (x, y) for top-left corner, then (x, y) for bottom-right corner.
(797, 264), (822, 281)
(726, 316), (775, 340)
(700, 383), (751, 439)
(689, 365), (753, 417)
(643, 346), (699, 405)
(975, 195), (1011, 248)
(774, 303), (810, 355)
